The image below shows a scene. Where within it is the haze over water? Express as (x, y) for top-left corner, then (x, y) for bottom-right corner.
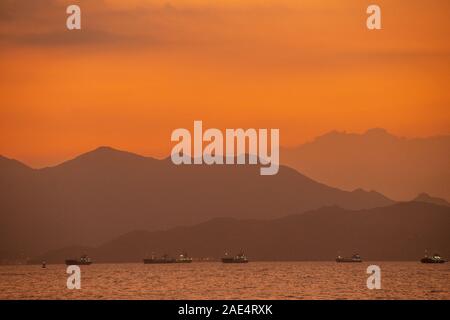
(1, 262), (449, 300)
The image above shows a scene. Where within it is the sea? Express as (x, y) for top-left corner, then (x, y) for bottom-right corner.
(0, 262), (449, 300)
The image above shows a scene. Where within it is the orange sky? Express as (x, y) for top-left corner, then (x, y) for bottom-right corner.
(1, 0), (449, 167)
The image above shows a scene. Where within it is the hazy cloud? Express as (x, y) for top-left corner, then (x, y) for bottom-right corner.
(0, 0), (449, 68)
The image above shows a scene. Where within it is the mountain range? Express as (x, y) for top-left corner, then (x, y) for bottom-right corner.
(32, 201), (450, 263)
(281, 128), (450, 201)
(0, 146), (395, 260)
(3, 142), (449, 262)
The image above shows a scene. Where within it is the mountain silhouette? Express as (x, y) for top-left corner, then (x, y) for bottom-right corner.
(0, 147), (393, 260)
(281, 129), (450, 201)
(32, 202), (450, 263)
(413, 193), (450, 207)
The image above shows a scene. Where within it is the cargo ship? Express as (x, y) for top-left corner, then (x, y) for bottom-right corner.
(421, 252), (446, 264)
(222, 252), (249, 263)
(176, 252), (193, 263)
(65, 254), (92, 266)
(143, 252), (193, 264)
(143, 254), (176, 264)
(336, 254), (362, 263)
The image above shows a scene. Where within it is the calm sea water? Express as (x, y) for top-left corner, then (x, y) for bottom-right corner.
(0, 262), (449, 300)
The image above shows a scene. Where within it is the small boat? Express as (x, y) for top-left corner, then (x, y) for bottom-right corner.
(143, 254), (176, 264)
(336, 254), (362, 263)
(176, 252), (193, 263)
(222, 252), (249, 264)
(65, 254), (92, 266)
(421, 252), (446, 264)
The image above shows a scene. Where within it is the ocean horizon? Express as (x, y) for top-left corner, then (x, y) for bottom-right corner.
(1, 262), (449, 300)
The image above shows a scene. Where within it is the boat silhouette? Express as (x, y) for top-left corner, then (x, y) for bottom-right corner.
(143, 253), (176, 264)
(176, 252), (193, 263)
(420, 251), (446, 264)
(336, 253), (362, 263)
(222, 252), (249, 263)
(65, 254), (92, 266)
(143, 252), (193, 264)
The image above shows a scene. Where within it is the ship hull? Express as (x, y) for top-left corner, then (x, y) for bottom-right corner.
(65, 260), (92, 266)
(421, 258), (446, 264)
(143, 259), (176, 264)
(336, 258), (362, 263)
(222, 258), (248, 263)
(176, 260), (193, 263)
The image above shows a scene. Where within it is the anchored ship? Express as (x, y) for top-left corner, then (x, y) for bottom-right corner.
(143, 252), (193, 264)
(421, 252), (446, 264)
(65, 254), (92, 266)
(176, 252), (193, 263)
(222, 252), (249, 263)
(143, 254), (176, 264)
(336, 254), (362, 263)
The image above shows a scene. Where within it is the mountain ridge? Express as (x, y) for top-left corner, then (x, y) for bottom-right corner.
(281, 129), (450, 201)
(30, 201), (450, 263)
(0, 146), (395, 260)
(413, 193), (450, 207)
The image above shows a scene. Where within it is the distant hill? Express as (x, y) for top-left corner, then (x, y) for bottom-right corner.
(281, 129), (450, 201)
(33, 202), (450, 263)
(413, 193), (450, 207)
(0, 147), (394, 260)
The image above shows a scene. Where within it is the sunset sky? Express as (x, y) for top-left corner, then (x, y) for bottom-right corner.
(1, 0), (449, 167)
